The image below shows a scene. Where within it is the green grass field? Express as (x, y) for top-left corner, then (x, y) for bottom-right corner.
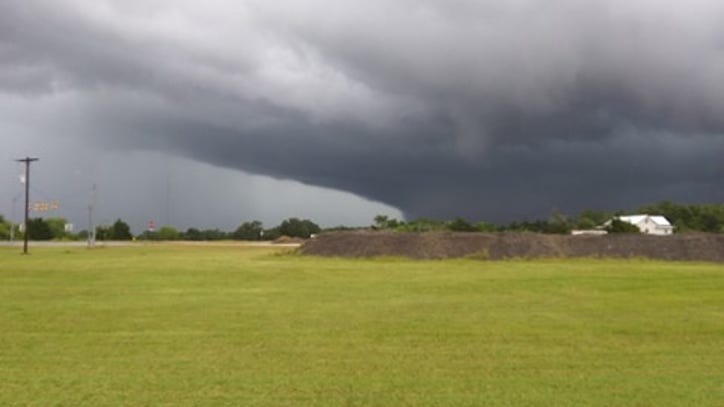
(1, 245), (723, 406)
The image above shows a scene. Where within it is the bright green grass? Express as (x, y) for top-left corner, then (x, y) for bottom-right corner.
(1, 245), (723, 406)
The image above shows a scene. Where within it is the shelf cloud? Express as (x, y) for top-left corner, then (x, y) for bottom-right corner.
(2, 0), (723, 222)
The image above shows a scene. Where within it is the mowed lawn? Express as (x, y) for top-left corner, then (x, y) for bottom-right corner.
(1, 245), (723, 406)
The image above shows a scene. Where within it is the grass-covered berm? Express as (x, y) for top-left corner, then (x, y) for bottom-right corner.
(1, 244), (723, 406)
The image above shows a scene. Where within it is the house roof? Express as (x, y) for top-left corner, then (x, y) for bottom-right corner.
(648, 216), (672, 226)
(618, 214), (672, 227)
(618, 215), (647, 225)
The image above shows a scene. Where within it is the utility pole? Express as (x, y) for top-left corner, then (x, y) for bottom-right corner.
(88, 183), (97, 247)
(15, 157), (39, 255)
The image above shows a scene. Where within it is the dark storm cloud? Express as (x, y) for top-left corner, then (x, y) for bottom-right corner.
(2, 0), (724, 221)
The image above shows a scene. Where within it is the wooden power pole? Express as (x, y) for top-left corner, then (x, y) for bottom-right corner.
(15, 157), (39, 254)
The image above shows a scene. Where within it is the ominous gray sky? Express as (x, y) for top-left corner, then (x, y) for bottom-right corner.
(2, 0), (724, 231)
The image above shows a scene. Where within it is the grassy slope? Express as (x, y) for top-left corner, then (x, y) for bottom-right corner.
(0, 245), (723, 406)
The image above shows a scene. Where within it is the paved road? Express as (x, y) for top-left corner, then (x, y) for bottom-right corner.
(0, 241), (301, 248)
(0, 241), (131, 247)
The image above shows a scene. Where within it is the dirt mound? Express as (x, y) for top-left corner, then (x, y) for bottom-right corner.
(301, 231), (724, 262)
(273, 236), (306, 244)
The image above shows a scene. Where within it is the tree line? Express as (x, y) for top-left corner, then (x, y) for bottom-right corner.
(0, 216), (321, 241)
(136, 218), (321, 241)
(1, 201), (723, 241)
(372, 201), (724, 234)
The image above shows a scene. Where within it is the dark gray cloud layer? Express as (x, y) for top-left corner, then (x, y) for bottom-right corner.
(2, 0), (723, 222)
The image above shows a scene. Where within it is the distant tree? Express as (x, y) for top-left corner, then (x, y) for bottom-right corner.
(606, 219), (641, 234)
(109, 219), (132, 240)
(573, 209), (610, 230)
(137, 230), (159, 241)
(0, 216), (9, 240)
(199, 229), (227, 240)
(373, 215), (389, 229)
(233, 221), (264, 240)
(698, 211), (722, 233)
(448, 217), (476, 232)
(397, 218), (446, 232)
(262, 227), (281, 240)
(157, 226), (180, 240)
(27, 218), (53, 240)
(372, 215), (400, 230)
(324, 225), (363, 232)
(547, 209), (572, 234)
(474, 221), (498, 232)
(278, 218), (320, 239)
(504, 220), (550, 233)
(183, 228), (202, 241)
(45, 217), (69, 239)
(96, 225), (111, 241)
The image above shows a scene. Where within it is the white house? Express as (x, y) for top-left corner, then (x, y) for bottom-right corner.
(606, 214), (674, 235)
